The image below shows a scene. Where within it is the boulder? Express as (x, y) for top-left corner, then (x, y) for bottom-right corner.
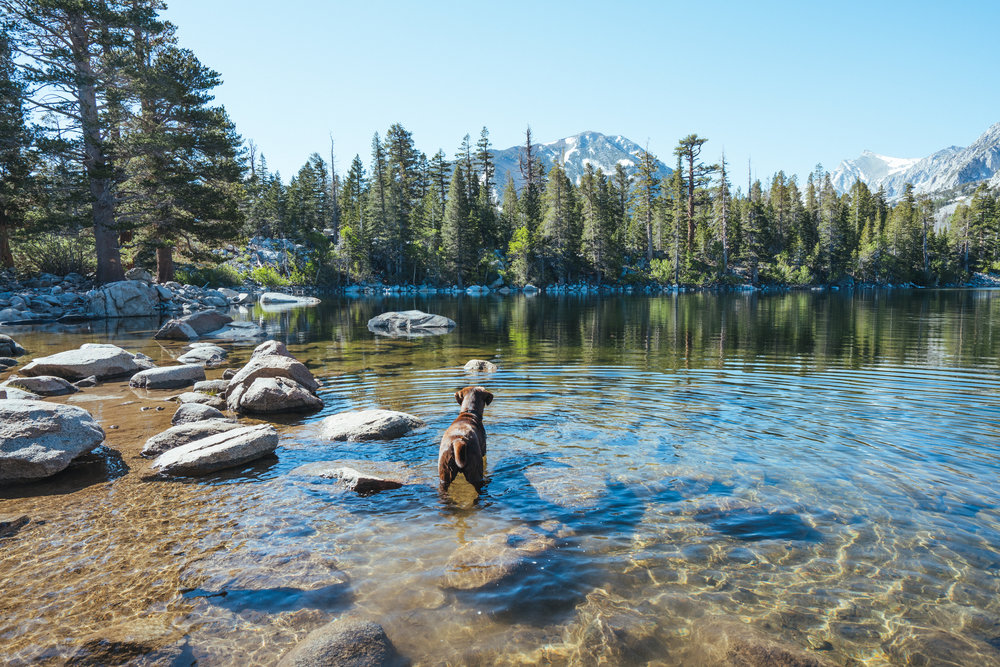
(141, 419), (243, 457)
(73, 375), (98, 388)
(443, 526), (555, 590)
(259, 292), (321, 306)
(0, 400), (106, 481)
(180, 310), (233, 335)
(2, 375), (78, 396)
(202, 321), (267, 341)
(319, 409), (424, 442)
(277, 617), (406, 667)
(129, 364), (205, 390)
(0, 514), (29, 538)
(151, 424), (278, 476)
(222, 368), (237, 379)
(0, 334), (25, 357)
(176, 344), (227, 365)
(152, 319), (198, 341)
(193, 379), (229, 394)
(236, 376), (323, 413)
(0, 357), (18, 369)
(463, 359), (497, 372)
(320, 466), (403, 494)
(174, 391), (226, 409)
(19, 343), (154, 381)
(0, 386), (40, 400)
(367, 310), (456, 337)
(251, 339), (292, 359)
(171, 402), (226, 425)
(124, 267), (153, 282)
(89, 280), (159, 318)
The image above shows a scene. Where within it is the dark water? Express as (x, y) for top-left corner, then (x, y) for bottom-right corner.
(2, 289), (1000, 665)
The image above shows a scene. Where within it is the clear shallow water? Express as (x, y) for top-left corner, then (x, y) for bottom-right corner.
(1, 290), (1000, 665)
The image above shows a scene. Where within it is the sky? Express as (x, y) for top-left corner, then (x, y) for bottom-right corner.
(163, 0), (1000, 187)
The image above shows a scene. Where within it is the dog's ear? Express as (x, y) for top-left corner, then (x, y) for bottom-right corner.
(481, 390), (493, 405)
(455, 388), (466, 404)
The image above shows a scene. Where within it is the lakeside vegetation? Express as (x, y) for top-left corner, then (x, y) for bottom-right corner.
(1, 2), (998, 290)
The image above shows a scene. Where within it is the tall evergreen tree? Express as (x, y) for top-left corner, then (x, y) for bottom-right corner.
(632, 147), (661, 264)
(0, 22), (33, 268)
(441, 164), (471, 284)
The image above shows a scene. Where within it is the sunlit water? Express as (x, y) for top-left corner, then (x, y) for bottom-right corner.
(2, 290), (999, 665)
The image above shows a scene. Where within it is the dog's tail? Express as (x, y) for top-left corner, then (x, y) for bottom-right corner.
(453, 440), (466, 469)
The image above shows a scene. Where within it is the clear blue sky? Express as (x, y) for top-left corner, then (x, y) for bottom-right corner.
(163, 0), (1000, 187)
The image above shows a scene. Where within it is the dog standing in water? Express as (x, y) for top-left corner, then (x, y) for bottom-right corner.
(438, 386), (493, 491)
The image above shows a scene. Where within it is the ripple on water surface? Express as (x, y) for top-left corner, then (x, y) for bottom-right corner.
(1, 290), (1000, 665)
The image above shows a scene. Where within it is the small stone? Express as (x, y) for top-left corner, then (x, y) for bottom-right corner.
(464, 359), (497, 372)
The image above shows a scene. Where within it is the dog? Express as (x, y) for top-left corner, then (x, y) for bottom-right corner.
(438, 385), (493, 490)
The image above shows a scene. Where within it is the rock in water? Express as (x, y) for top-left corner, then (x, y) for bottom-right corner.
(464, 359), (498, 372)
(192, 379), (229, 394)
(0, 400), (106, 481)
(129, 364), (206, 390)
(366, 310), (456, 337)
(0, 514), (29, 538)
(0, 386), (40, 400)
(201, 321), (267, 341)
(88, 280), (159, 318)
(1, 375), (78, 396)
(277, 617), (406, 667)
(0, 334), (26, 357)
(236, 376), (323, 413)
(152, 319), (198, 341)
(19, 343), (154, 381)
(142, 419), (244, 457)
(151, 424), (278, 476)
(442, 526), (555, 590)
(321, 466), (403, 494)
(226, 341), (322, 414)
(171, 402), (227, 424)
(177, 344), (227, 366)
(259, 292), (321, 306)
(319, 409), (424, 441)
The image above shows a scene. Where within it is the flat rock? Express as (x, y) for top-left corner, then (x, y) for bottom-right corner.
(319, 409), (424, 441)
(0, 399), (106, 481)
(464, 359), (497, 372)
(19, 343), (153, 381)
(129, 364), (205, 390)
(0, 386), (40, 400)
(259, 292), (321, 306)
(73, 375), (98, 388)
(202, 321), (267, 341)
(0, 334), (25, 357)
(443, 526), (555, 590)
(193, 379), (229, 394)
(89, 280), (159, 318)
(0, 514), (29, 538)
(141, 419), (243, 457)
(320, 466), (403, 494)
(172, 402), (227, 424)
(177, 344), (227, 365)
(277, 617), (406, 667)
(2, 375), (78, 396)
(151, 423), (278, 476)
(367, 310), (456, 337)
(235, 376), (322, 413)
(174, 391), (226, 409)
(0, 357), (18, 369)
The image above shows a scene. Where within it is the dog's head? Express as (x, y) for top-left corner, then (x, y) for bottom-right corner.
(455, 385), (493, 416)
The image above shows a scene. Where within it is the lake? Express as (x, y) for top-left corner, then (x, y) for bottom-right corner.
(2, 289), (999, 665)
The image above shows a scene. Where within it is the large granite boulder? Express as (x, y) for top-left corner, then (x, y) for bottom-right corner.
(0, 334), (25, 357)
(2, 375), (78, 396)
(367, 310), (456, 337)
(151, 424), (278, 476)
(141, 419), (244, 457)
(19, 343), (154, 381)
(154, 310), (233, 340)
(277, 617), (406, 667)
(89, 280), (159, 318)
(319, 409), (424, 442)
(0, 400), (106, 481)
(129, 364), (205, 390)
(226, 341), (322, 414)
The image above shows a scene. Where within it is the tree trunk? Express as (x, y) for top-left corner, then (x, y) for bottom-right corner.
(69, 11), (123, 285)
(0, 221), (13, 268)
(156, 245), (174, 283)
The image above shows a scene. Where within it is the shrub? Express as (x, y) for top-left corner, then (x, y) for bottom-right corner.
(175, 263), (243, 287)
(247, 265), (289, 287)
(13, 232), (96, 277)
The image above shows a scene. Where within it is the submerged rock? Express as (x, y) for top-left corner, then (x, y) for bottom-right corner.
(686, 619), (836, 667)
(464, 359), (497, 372)
(321, 466), (403, 494)
(202, 321), (267, 341)
(319, 409), (424, 441)
(882, 627), (1000, 667)
(277, 617), (406, 667)
(142, 418), (243, 457)
(0, 514), (29, 538)
(367, 310), (456, 337)
(151, 423), (278, 476)
(19, 343), (154, 381)
(2, 375), (78, 396)
(0, 400), (106, 481)
(443, 526), (555, 590)
(129, 364), (206, 390)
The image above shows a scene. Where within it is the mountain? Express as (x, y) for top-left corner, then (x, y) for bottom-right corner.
(830, 122), (1000, 199)
(490, 131), (672, 193)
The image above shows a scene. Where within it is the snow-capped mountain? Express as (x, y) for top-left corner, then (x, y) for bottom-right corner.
(491, 131), (672, 191)
(830, 122), (1000, 199)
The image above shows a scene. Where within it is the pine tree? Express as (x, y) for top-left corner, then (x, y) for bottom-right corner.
(441, 165), (471, 284)
(632, 147), (661, 264)
(714, 151), (731, 275)
(0, 22), (33, 268)
(674, 134), (709, 249)
(540, 161), (578, 281)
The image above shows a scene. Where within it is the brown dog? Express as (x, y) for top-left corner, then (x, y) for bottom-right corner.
(438, 386), (493, 490)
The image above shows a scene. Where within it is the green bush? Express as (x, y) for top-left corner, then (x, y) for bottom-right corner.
(175, 263), (243, 287)
(247, 265), (289, 287)
(13, 232), (96, 277)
